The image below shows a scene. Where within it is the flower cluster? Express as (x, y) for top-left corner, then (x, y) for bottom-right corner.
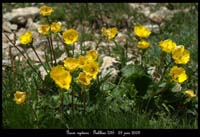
(101, 27), (118, 40)
(38, 22), (62, 35)
(77, 50), (99, 85)
(50, 49), (99, 88)
(134, 25), (151, 49)
(50, 65), (72, 90)
(158, 39), (190, 84)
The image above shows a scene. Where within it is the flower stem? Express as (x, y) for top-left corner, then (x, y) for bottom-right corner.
(71, 84), (74, 115)
(57, 34), (71, 57)
(29, 101), (39, 128)
(47, 37), (53, 66)
(159, 60), (173, 83)
(81, 86), (86, 115)
(30, 45), (48, 74)
(60, 89), (64, 119)
(72, 44), (75, 57)
(49, 34), (57, 65)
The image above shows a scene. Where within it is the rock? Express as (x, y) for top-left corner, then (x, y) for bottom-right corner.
(26, 18), (39, 30)
(3, 7), (39, 25)
(129, 3), (151, 17)
(3, 21), (12, 32)
(147, 66), (156, 76)
(2, 41), (24, 64)
(3, 20), (18, 33)
(3, 59), (11, 66)
(82, 41), (97, 50)
(115, 33), (128, 46)
(56, 53), (68, 63)
(145, 24), (160, 33)
(100, 56), (120, 80)
(39, 66), (48, 80)
(172, 83), (182, 92)
(126, 53), (136, 65)
(149, 7), (175, 24)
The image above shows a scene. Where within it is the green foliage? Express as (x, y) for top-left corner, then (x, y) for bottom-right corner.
(2, 3), (198, 129)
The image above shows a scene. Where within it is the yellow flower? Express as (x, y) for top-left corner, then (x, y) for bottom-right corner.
(50, 22), (62, 33)
(83, 61), (99, 79)
(50, 65), (72, 90)
(159, 39), (176, 53)
(172, 45), (190, 64)
(64, 58), (79, 72)
(137, 40), (150, 49)
(86, 49), (99, 62)
(19, 31), (32, 45)
(38, 24), (50, 35)
(78, 72), (93, 86)
(101, 27), (118, 40)
(40, 5), (53, 16)
(62, 29), (78, 45)
(78, 55), (88, 69)
(14, 91), (26, 105)
(169, 66), (187, 83)
(184, 90), (196, 98)
(134, 25), (151, 38)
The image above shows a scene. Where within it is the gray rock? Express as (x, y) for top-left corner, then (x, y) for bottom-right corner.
(149, 7), (173, 24)
(26, 18), (39, 30)
(39, 65), (48, 80)
(3, 7), (39, 25)
(3, 59), (11, 66)
(100, 56), (120, 80)
(115, 33), (128, 46)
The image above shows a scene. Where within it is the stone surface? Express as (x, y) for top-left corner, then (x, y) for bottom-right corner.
(3, 7), (39, 25)
(3, 20), (18, 32)
(100, 56), (120, 80)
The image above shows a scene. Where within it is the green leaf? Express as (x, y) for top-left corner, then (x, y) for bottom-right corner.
(162, 103), (170, 113)
(158, 82), (167, 88)
(121, 64), (144, 78)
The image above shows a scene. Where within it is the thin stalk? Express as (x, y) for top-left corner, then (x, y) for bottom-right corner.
(80, 41), (83, 55)
(49, 34), (57, 65)
(159, 60), (173, 83)
(9, 45), (15, 73)
(95, 39), (101, 51)
(57, 34), (70, 57)
(24, 51), (44, 81)
(72, 44), (75, 57)
(97, 73), (101, 91)
(83, 91), (86, 115)
(124, 43), (128, 64)
(60, 89), (64, 119)
(71, 79), (74, 115)
(28, 102), (39, 128)
(30, 45), (48, 74)
(47, 37), (53, 66)
(46, 17), (55, 65)
(44, 48), (51, 70)
(81, 86), (86, 115)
